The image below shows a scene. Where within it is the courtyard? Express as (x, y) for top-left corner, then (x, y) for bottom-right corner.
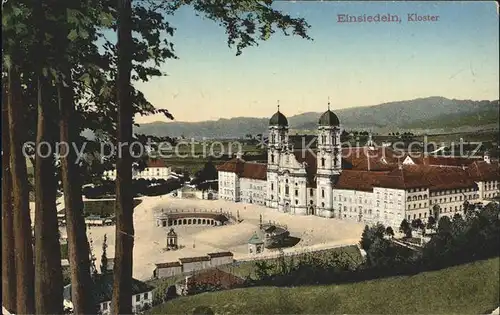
(51, 195), (364, 281)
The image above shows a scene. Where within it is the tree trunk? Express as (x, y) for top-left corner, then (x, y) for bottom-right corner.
(8, 60), (35, 315)
(58, 77), (96, 313)
(112, 0), (134, 313)
(2, 85), (17, 313)
(34, 74), (64, 314)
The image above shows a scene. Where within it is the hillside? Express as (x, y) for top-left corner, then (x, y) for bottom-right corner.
(148, 257), (499, 314)
(134, 97), (499, 138)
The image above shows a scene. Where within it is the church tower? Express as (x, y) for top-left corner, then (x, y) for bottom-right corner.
(315, 99), (342, 217)
(267, 102), (288, 209)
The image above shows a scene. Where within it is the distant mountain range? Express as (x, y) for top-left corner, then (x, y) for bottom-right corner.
(132, 97), (498, 138)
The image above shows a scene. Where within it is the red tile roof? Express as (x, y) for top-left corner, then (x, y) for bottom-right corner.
(386, 165), (477, 191)
(468, 161), (500, 182)
(217, 148), (496, 193)
(241, 163), (267, 180)
(409, 155), (481, 167)
(340, 147), (401, 171)
(147, 159), (167, 168)
(216, 158), (266, 180)
(334, 170), (398, 192)
(216, 157), (245, 173)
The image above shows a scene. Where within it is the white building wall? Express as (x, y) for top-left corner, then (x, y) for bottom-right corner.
(240, 178), (267, 205)
(99, 291), (153, 314)
(266, 171), (279, 208)
(332, 187), (404, 228)
(104, 167), (170, 181)
(218, 171), (239, 202)
(477, 179), (499, 199)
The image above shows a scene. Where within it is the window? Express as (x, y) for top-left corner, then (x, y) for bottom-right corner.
(295, 200), (298, 205)
(285, 185), (289, 195)
(144, 293), (148, 300)
(322, 202), (325, 207)
(310, 189), (313, 197)
(271, 183), (274, 190)
(103, 303), (108, 310)
(136, 295), (141, 302)
(321, 158), (325, 167)
(271, 155), (274, 163)
(322, 135), (326, 143)
(295, 190), (298, 197)
(321, 189), (325, 198)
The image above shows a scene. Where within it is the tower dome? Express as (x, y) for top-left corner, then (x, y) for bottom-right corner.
(269, 102), (288, 126)
(269, 111), (288, 126)
(318, 110), (340, 126)
(319, 98), (340, 127)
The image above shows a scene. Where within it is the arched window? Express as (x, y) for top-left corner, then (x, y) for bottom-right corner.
(418, 195), (422, 200)
(407, 197), (411, 202)
(321, 202), (325, 207)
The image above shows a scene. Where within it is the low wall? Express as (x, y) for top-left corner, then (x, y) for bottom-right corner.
(153, 252), (234, 279)
(234, 242), (359, 263)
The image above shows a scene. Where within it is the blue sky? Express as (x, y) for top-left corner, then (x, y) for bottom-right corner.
(131, 1), (499, 123)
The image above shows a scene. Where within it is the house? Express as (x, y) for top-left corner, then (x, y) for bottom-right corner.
(175, 268), (245, 296)
(104, 159), (171, 181)
(63, 273), (154, 314)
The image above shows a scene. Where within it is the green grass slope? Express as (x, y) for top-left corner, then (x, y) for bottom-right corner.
(148, 257), (499, 315)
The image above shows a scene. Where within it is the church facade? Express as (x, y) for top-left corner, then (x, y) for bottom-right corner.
(217, 107), (499, 229)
